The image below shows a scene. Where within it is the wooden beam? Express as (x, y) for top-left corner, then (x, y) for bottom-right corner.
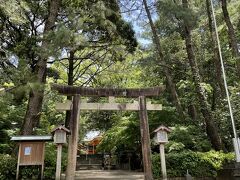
(56, 101), (162, 111)
(139, 96), (153, 180)
(51, 84), (165, 97)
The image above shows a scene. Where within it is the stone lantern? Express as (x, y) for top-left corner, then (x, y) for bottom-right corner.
(52, 125), (70, 144)
(51, 125), (70, 180)
(154, 125), (171, 144)
(153, 125), (171, 180)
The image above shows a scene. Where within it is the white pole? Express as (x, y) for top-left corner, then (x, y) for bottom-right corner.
(56, 144), (62, 180)
(159, 144), (167, 180)
(209, 0), (240, 162)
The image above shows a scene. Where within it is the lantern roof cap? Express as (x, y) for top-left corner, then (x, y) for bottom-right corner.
(11, 135), (52, 141)
(51, 125), (70, 134)
(153, 125), (171, 133)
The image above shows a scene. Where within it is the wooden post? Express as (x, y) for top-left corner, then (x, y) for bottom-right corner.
(139, 96), (153, 180)
(66, 95), (80, 180)
(159, 144), (167, 180)
(41, 142), (45, 180)
(16, 143), (21, 180)
(128, 156), (131, 171)
(56, 144), (62, 180)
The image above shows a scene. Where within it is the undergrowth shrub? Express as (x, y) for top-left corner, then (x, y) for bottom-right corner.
(152, 150), (234, 179)
(0, 154), (16, 180)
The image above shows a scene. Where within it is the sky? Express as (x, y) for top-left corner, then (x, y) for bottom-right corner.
(120, 1), (155, 46)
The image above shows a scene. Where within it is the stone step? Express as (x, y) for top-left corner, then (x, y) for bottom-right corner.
(77, 164), (102, 170)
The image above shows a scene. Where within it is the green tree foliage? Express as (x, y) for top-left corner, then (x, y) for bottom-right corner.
(0, 0), (137, 133)
(97, 113), (141, 152)
(166, 126), (211, 152)
(0, 93), (26, 153)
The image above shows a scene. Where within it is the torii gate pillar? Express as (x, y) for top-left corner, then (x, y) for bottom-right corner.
(139, 96), (153, 180)
(66, 95), (80, 180)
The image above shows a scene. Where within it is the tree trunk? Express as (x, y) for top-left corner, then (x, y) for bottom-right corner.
(221, 0), (240, 75)
(206, 0), (225, 97)
(21, 0), (61, 135)
(182, 0), (223, 151)
(142, 0), (185, 120)
(65, 51), (75, 128)
(188, 104), (198, 121)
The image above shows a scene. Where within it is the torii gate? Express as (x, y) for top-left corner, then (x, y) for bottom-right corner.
(51, 84), (165, 180)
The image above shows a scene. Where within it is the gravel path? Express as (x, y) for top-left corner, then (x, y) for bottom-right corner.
(62, 170), (144, 180)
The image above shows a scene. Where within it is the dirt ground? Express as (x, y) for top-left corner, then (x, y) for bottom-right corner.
(62, 170), (144, 180)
